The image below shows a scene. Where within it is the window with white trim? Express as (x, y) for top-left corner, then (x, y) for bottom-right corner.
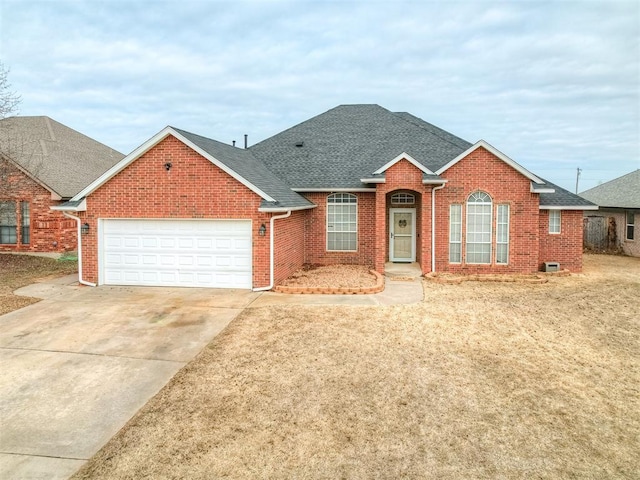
(391, 193), (415, 204)
(466, 191), (492, 264)
(0, 201), (17, 244)
(627, 211), (635, 241)
(327, 193), (357, 251)
(549, 210), (561, 234)
(449, 204), (462, 263)
(496, 204), (509, 264)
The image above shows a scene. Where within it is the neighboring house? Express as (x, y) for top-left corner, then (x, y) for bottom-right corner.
(55, 105), (596, 289)
(580, 170), (640, 257)
(0, 116), (125, 253)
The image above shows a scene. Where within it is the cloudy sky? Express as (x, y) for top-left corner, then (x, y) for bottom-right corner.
(1, 0), (638, 192)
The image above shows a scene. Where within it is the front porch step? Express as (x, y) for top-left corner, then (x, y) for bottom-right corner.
(384, 262), (423, 280)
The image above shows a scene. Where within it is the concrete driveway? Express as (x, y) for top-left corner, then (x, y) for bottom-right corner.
(0, 275), (260, 480)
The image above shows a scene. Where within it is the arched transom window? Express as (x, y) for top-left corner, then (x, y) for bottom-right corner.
(327, 193), (357, 251)
(391, 193), (415, 204)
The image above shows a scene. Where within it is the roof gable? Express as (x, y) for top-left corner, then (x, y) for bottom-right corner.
(579, 170), (640, 209)
(0, 116), (124, 198)
(373, 152), (435, 175)
(72, 127), (313, 211)
(435, 140), (544, 184)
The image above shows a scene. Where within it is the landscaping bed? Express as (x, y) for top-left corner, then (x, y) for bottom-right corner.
(275, 264), (384, 294)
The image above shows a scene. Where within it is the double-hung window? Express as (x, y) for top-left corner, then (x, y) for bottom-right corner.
(21, 201), (30, 244)
(449, 204), (462, 263)
(0, 201), (17, 244)
(466, 192), (492, 264)
(327, 193), (357, 251)
(627, 211), (635, 241)
(549, 210), (561, 234)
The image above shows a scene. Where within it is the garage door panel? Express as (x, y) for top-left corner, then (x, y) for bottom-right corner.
(102, 219), (252, 289)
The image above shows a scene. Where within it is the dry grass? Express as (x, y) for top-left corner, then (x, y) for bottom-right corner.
(73, 254), (639, 479)
(0, 253), (78, 316)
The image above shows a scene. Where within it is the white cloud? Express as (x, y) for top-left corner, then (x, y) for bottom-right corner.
(0, 0), (637, 190)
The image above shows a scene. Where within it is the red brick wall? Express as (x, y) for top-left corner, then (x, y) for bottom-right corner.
(373, 160), (432, 274)
(0, 158), (77, 252)
(272, 210), (306, 286)
(435, 147), (541, 274)
(539, 210), (583, 271)
(302, 192), (376, 267)
(78, 135), (274, 286)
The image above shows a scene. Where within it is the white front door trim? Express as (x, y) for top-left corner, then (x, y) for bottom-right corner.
(389, 208), (416, 262)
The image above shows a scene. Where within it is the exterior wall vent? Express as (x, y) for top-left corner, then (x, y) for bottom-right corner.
(544, 262), (560, 272)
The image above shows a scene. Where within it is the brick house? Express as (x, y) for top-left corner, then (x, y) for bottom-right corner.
(0, 116), (124, 253)
(56, 105), (596, 289)
(580, 170), (639, 257)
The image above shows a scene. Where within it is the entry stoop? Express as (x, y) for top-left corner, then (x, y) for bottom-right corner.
(384, 262), (423, 280)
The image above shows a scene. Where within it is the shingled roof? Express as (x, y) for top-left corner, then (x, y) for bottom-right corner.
(0, 116), (124, 198)
(579, 170), (640, 209)
(172, 128), (313, 210)
(249, 104), (472, 189)
(539, 178), (597, 209)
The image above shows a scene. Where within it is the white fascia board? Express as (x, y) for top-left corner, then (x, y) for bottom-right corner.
(50, 199), (87, 212)
(258, 204), (317, 213)
(71, 127), (175, 201)
(423, 179), (449, 185)
(71, 127), (276, 203)
(292, 187), (376, 192)
(373, 152), (435, 175)
(360, 178), (386, 183)
(531, 182), (555, 193)
(540, 205), (599, 210)
(436, 140), (544, 184)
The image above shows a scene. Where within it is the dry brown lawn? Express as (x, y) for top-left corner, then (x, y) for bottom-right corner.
(0, 253), (78, 316)
(73, 254), (639, 479)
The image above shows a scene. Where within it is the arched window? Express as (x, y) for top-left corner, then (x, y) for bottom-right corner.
(466, 191), (492, 264)
(327, 193), (357, 251)
(391, 193), (415, 204)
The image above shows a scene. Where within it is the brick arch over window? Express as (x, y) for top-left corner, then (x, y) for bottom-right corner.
(466, 191), (492, 264)
(327, 193), (357, 251)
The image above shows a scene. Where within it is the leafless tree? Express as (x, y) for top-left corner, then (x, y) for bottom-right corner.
(0, 62), (21, 119)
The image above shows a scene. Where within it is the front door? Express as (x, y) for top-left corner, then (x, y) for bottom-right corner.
(389, 208), (416, 262)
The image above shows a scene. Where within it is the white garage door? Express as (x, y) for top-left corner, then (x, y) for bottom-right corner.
(101, 219), (252, 288)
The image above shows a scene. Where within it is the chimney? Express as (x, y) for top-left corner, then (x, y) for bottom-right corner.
(244, 134), (248, 149)
(232, 140), (236, 147)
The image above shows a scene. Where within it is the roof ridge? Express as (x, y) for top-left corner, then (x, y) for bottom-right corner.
(392, 111), (472, 150)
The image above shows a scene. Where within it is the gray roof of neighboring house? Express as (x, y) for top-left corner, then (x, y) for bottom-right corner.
(0, 116), (124, 198)
(173, 128), (314, 210)
(249, 104), (472, 189)
(539, 178), (597, 208)
(579, 170), (640, 209)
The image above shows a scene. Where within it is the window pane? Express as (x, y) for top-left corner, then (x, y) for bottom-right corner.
(496, 204), (509, 264)
(0, 201), (17, 244)
(449, 204), (462, 263)
(627, 212), (635, 241)
(466, 192), (491, 264)
(327, 193), (357, 251)
(21, 201), (30, 244)
(549, 210), (561, 234)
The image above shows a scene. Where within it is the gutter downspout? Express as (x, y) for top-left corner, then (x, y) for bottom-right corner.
(63, 212), (96, 287)
(253, 210), (292, 291)
(431, 183), (446, 273)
